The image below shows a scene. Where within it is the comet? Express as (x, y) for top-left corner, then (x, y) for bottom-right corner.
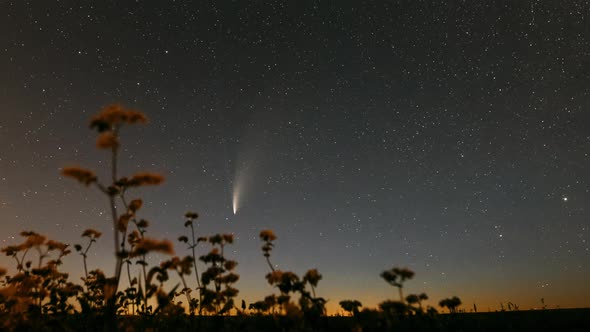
(232, 185), (240, 215)
(232, 172), (243, 215)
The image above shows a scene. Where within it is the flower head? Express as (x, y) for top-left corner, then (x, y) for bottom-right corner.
(130, 238), (174, 257)
(260, 230), (277, 242)
(128, 172), (164, 187)
(185, 212), (199, 219)
(128, 199), (143, 212)
(81, 229), (102, 239)
(89, 104), (148, 132)
(62, 167), (97, 186)
(46, 240), (69, 252)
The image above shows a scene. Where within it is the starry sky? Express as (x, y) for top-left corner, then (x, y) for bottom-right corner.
(1, 1), (589, 313)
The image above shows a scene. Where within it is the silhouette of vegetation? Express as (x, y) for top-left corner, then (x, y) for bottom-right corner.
(406, 292), (429, 313)
(198, 233), (240, 315)
(380, 266), (415, 303)
(439, 296), (462, 313)
(339, 299), (362, 316)
(1, 104), (587, 331)
(257, 230), (327, 329)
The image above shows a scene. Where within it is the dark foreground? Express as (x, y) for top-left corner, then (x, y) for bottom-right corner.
(4, 308), (589, 332)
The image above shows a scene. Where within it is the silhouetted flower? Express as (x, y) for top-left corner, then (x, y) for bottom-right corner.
(199, 248), (222, 264)
(46, 240), (68, 252)
(81, 228), (102, 239)
(266, 270), (302, 293)
(380, 300), (409, 316)
(126, 110), (148, 124)
(1, 245), (22, 256)
(339, 300), (362, 316)
(136, 219), (149, 228)
(224, 260), (238, 271)
(381, 266), (415, 302)
(128, 199), (143, 212)
(303, 268), (322, 289)
(62, 167), (97, 186)
(185, 212), (198, 219)
(117, 213), (132, 232)
(130, 238), (174, 257)
(209, 234), (223, 245)
(161, 256), (180, 270)
(260, 230), (277, 242)
(222, 234), (234, 244)
(439, 296), (462, 313)
(24, 233), (46, 247)
(178, 235), (189, 243)
(89, 104), (148, 132)
(127, 172), (164, 187)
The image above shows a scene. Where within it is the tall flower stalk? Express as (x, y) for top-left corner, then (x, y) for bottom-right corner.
(62, 104), (163, 296)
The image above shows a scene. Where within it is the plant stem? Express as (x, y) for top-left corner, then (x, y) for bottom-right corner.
(265, 256), (275, 272)
(177, 272), (193, 313)
(189, 223), (203, 315)
(109, 127), (122, 293)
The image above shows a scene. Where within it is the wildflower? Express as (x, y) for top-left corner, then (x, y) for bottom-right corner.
(179, 255), (193, 275)
(126, 110), (148, 124)
(209, 234), (223, 245)
(185, 212), (198, 219)
(136, 219), (149, 228)
(224, 260), (238, 271)
(128, 199), (143, 212)
(117, 213), (132, 232)
(81, 228), (102, 239)
(266, 270), (284, 284)
(62, 167), (97, 186)
(130, 238), (174, 257)
(199, 248), (221, 264)
(303, 268), (322, 286)
(24, 233), (47, 247)
(127, 172), (164, 187)
(89, 104), (148, 132)
(46, 240), (68, 252)
(161, 256), (180, 270)
(260, 230), (277, 242)
(96, 131), (119, 149)
(1, 245), (22, 256)
(178, 235), (188, 243)
(222, 233), (234, 244)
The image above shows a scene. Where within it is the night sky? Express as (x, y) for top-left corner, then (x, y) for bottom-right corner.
(1, 1), (589, 313)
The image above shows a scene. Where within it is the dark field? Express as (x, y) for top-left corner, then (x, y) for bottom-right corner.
(3, 308), (588, 332)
